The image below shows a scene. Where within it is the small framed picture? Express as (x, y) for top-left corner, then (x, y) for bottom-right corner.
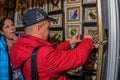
(84, 26), (99, 48)
(48, 0), (62, 12)
(49, 14), (62, 28)
(8, 10), (14, 18)
(65, 6), (82, 23)
(8, 0), (15, 9)
(83, 0), (96, 4)
(65, 24), (82, 39)
(66, 0), (81, 5)
(15, 0), (32, 27)
(67, 66), (83, 77)
(85, 74), (97, 80)
(84, 7), (97, 23)
(49, 30), (63, 44)
(84, 52), (98, 70)
(34, 0), (47, 12)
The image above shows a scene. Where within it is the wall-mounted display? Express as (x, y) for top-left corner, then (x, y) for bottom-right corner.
(65, 24), (82, 39)
(84, 6), (97, 23)
(49, 14), (63, 28)
(65, 6), (82, 23)
(34, 0), (47, 12)
(84, 26), (99, 48)
(48, 0), (62, 12)
(49, 30), (63, 44)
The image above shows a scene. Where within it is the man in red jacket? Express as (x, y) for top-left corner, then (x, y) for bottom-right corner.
(10, 8), (94, 80)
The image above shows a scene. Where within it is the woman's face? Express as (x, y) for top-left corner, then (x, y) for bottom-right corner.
(1, 19), (16, 40)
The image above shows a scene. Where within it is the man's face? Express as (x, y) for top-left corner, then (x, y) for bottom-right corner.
(1, 19), (16, 40)
(40, 20), (50, 40)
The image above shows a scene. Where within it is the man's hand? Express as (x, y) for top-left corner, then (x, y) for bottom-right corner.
(69, 34), (81, 45)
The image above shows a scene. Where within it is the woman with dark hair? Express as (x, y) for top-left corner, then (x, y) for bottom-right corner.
(0, 18), (24, 80)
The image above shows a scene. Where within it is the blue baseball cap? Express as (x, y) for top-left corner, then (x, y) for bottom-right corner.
(22, 8), (56, 27)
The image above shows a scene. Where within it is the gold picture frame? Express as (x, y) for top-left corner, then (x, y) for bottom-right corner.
(65, 6), (82, 23)
(49, 14), (62, 28)
(65, 24), (82, 40)
(84, 26), (99, 48)
(49, 30), (63, 44)
(48, 0), (62, 12)
(34, 0), (47, 12)
(84, 6), (97, 23)
(66, 0), (81, 5)
(83, 0), (96, 4)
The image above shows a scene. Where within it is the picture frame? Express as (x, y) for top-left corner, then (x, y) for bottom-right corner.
(48, 0), (62, 12)
(49, 14), (62, 28)
(84, 26), (99, 48)
(83, 0), (96, 4)
(8, 10), (14, 18)
(65, 24), (82, 39)
(85, 74), (97, 80)
(15, 0), (32, 27)
(84, 6), (97, 23)
(34, 0), (47, 12)
(49, 30), (63, 44)
(67, 66), (83, 77)
(8, 0), (15, 9)
(65, 6), (82, 23)
(84, 52), (98, 70)
(66, 0), (81, 5)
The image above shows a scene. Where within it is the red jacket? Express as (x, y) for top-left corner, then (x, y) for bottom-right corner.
(10, 34), (94, 80)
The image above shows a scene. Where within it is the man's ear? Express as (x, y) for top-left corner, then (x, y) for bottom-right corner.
(0, 31), (4, 35)
(35, 24), (42, 31)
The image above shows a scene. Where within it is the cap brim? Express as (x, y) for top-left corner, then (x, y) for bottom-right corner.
(47, 17), (57, 22)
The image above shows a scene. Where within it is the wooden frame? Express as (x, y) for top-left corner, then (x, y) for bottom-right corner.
(49, 30), (63, 44)
(84, 6), (97, 23)
(34, 0), (47, 12)
(96, 0), (105, 80)
(84, 26), (99, 48)
(15, 0), (32, 27)
(66, 0), (81, 5)
(65, 6), (82, 23)
(49, 14), (63, 28)
(83, 0), (96, 4)
(48, 0), (62, 12)
(65, 24), (82, 39)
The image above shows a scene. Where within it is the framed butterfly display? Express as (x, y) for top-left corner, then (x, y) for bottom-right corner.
(48, 0), (63, 13)
(34, 0), (47, 12)
(83, 6), (97, 23)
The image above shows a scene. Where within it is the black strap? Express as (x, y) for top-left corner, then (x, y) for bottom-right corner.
(31, 46), (40, 80)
